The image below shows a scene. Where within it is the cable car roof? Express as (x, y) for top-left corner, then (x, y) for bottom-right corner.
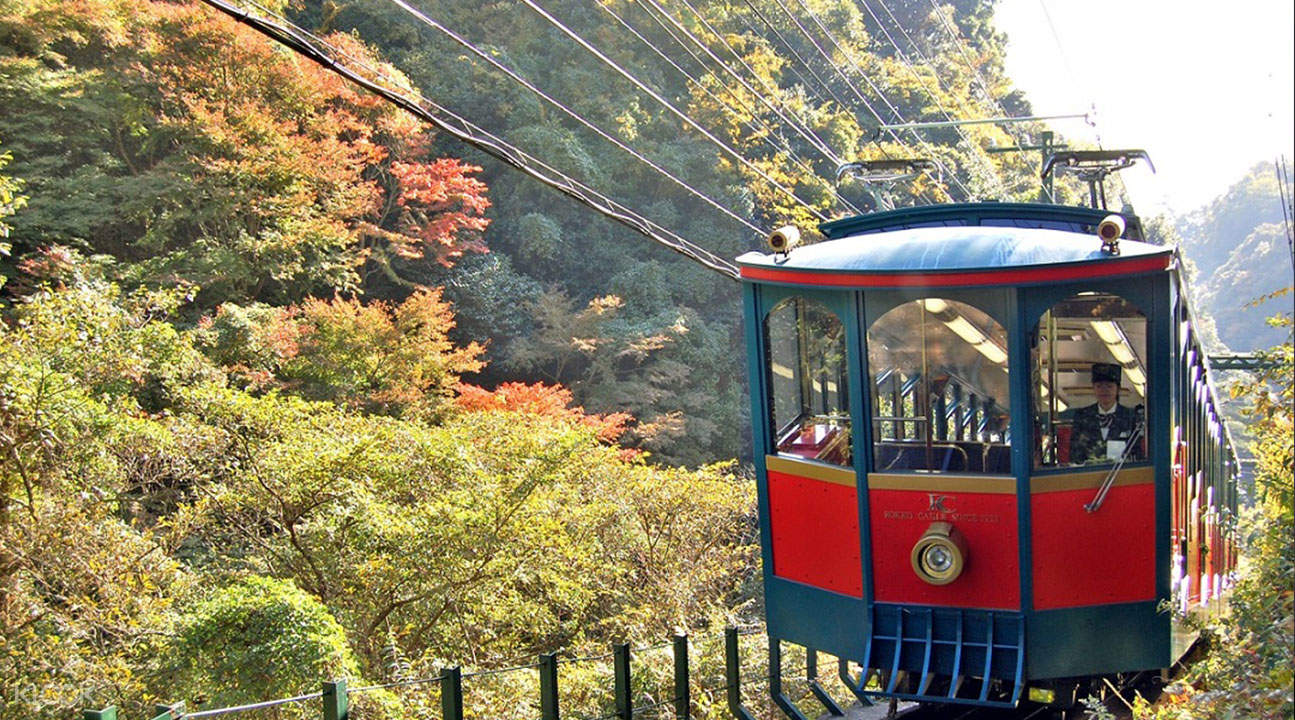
(737, 204), (1175, 289)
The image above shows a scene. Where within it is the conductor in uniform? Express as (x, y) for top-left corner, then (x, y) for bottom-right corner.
(1069, 362), (1143, 464)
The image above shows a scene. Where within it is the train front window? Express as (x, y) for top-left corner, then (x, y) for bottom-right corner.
(1033, 293), (1148, 469)
(765, 297), (851, 466)
(867, 299), (1011, 474)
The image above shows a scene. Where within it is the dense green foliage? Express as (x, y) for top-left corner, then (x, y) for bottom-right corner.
(0, 275), (757, 718)
(1136, 312), (1292, 719)
(296, 0), (1069, 464)
(8, 1), (1285, 719)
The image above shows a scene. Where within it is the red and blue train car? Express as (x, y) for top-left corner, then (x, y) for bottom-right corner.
(739, 202), (1238, 709)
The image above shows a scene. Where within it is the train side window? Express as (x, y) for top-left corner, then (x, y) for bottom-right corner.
(867, 299), (1010, 474)
(1033, 293), (1148, 468)
(765, 298), (851, 466)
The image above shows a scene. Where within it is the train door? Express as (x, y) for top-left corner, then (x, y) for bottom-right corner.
(748, 286), (870, 661)
(1023, 279), (1172, 677)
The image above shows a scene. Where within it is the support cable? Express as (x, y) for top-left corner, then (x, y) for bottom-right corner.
(196, 0), (742, 278)
(858, 0), (1007, 196)
(778, 0), (974, 199)
(738, 0), (850, 111)
(516, 0), (829, 221)
(383, 0), (766, 236)
(657, 0), (839, 160)
(922, 0), (1016, 127)
(735, 0), (950, 206)
(593, 0), (864, 213)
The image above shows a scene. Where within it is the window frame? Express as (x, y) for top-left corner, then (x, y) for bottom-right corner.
(862, 290), (1014, 476)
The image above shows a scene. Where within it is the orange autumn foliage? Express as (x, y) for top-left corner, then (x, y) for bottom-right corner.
(455, 381), (632, 443)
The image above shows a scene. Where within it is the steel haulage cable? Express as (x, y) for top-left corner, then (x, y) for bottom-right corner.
(195, 0), (742, 278)
(382, 0), (766, 238)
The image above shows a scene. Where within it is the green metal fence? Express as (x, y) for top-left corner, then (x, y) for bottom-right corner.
(79, 628), (839, 720)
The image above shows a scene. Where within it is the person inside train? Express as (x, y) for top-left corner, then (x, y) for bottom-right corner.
(1069, 362), (1144, 464)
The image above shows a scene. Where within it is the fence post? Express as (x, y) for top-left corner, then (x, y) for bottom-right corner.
(539, 652), (559, 720)
(83, 708), (118, 720)
(151, 703), (182, 720)
(672, 633), (690, 719)
(724, 627), (757, 720)
(440, 666), (463, 720)
(613, 643), (631, 720)
(323, 679), (348, 720)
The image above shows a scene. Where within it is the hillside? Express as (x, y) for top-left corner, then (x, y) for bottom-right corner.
(1175, 162), (1293, 352)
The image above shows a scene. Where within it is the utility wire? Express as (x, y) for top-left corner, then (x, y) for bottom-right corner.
(516, 0), (830, 221)
(593, 0), (864, 213)
(747, 0), (951, 204)
(775, 0), (973, 199)
(852, 0), (1006, 197)
(197, 0), (742, 278)
(382, 0), (766, 236)
(738, 0), (851, 111)
(1276, 155), (1294, 275)
(651, 0), (839, 161)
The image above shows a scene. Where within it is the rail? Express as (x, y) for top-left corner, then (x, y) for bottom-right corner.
(80, 625), (851, 720)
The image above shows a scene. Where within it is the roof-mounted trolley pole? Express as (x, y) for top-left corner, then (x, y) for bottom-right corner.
(836, 158), (938, 211)
(1042, 150), (1155, 210)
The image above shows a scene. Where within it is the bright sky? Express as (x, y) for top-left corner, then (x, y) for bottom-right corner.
(993, 0), (1295, 216)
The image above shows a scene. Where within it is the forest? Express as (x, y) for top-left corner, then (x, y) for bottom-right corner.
(0, 0), (1289, 718)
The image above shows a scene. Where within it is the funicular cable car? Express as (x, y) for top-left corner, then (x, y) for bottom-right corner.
(738, 153), (1239, 714)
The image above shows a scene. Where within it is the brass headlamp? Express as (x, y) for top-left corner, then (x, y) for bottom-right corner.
(910, 522), (968, 585)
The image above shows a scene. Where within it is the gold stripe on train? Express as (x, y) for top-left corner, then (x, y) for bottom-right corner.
(1029, 465), (1155, 493)
(867, 473), (1016, 494)
(765, 455), (857, 487)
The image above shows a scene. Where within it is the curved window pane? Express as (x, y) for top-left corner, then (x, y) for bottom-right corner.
(765, 298), (851, 466)
(868, 299), (1011, 474)
(1033, 293), (1148, 468)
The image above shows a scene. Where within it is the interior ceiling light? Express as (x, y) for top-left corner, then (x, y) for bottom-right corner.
(922, 299), (1008, 366)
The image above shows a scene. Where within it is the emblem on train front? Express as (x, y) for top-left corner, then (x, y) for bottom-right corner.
(928, 493), (955, 513)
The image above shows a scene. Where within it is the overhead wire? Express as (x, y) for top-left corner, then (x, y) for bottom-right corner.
(197, 0), (743, 278)
(593, 0), (864, 213)
(634, 0), (874, 212)
(852, 0), (1007, 197)
(620, 0), (871, 212)
(922, 0), (1015, 125)
(1031, 0), (1104, 148)
(919, 0), (1058, 202)
(650, 0), (839, 161)
(773, 0), (975, 199)
(516, 0), (830, 221)
(1276, 155), (1294, 274)
(737, 0), (851, 111)
(382, 0), (766, 236)
(743, 0), (953, 204)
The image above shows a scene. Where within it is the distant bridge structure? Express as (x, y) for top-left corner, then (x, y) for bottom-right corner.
(1208, 354), (1284, 371)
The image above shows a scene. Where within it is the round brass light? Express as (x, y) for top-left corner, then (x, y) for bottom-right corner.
(910, 521), (968, 585)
